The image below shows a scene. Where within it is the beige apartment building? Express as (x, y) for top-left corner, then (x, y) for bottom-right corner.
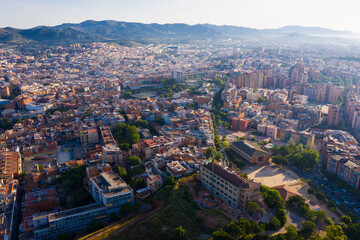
(200, 162), (261, 209)
(80, 128), (99, 146)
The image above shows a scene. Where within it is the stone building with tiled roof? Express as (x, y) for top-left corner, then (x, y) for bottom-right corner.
(230, 140), (270, 165)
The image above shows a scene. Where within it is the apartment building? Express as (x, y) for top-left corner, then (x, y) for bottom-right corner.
(88, 170), (134, 211)
(0, 179), (18, 240)
(102, 145), (123, 166)
(166, 161), (188, 177)
(0, 148), (21, 178)
(79, 128), (99, 146)
(232, 118), (249, 131)
(257, 123), (278, 139)
(200, 163), (261, 209)
(230, 140), (270, 165)
(277, 129), (315, 146)
(326, 155), (360, 190)
(31, 203), (107, 240)
(328, 105), (339, 127)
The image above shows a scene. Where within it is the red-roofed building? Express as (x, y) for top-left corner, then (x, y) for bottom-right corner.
(271, 185), (301, 201)
(23, 188), (60, 220)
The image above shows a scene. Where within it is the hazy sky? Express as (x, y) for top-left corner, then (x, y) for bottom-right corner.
(1, 0), (360, 33)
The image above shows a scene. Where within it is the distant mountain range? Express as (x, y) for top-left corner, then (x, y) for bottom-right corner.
(0, 20), (358, 47)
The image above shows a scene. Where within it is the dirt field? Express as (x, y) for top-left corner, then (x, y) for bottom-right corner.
(243, 163), (340, 222)
(243, 163), (300, 187)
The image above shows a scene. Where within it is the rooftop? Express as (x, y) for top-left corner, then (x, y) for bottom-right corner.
(202, 162), (260, 189)
(231, 140), (270, 158)
(92, 171), (131, 195)
(48, 203), (105, 222)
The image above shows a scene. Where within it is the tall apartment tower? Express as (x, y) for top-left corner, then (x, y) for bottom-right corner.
(172, 71), (184, 82)
(328, 105), (339, 127)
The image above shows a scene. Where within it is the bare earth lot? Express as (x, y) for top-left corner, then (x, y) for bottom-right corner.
(243, 163), (340, 222)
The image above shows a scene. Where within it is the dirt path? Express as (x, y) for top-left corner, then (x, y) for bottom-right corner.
(83, 200), (165, 240)
(103, 200), (164, 239)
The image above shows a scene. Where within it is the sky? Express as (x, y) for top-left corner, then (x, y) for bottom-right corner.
(1, 0), (360, 33)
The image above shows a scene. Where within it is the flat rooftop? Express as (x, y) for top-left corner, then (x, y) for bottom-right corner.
(48, 203), (105, 221)
(92, 172), (131, 195)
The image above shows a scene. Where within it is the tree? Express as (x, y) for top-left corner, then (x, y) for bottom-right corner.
(224, 221), (245, 237)
(169, 103), (178, 112)
(153, 117), (164, 125)
(327, 200), (336, 211)
(0, 118), (13, 130)
(314, 210), (328, 231)
(131, 176), (145, 189)
(279, 145), (291, 156)
(212, 230), (234, 240)
(315, 192), (326, 202)
(260, 186), (285, 210)
(135, 119), (148, 128)
(174, 225), (186, 240)
(276, 208), (287, 226)
(18, 172), (26, 181)
(257, 97), (266, 104)
(272, 144), (320, 171)
(126, 126), (140, 145)
(259, 208), (266, 216)
(222, 135), (227, 142)
(285, 225), (298, 240)
(299, 149), (319, 170)
(223, 121), (230, 130)
(115, 166), (127, 179)
(268, 217), (281, 230)
(38, 165), (44, 172)
(340, 215), (352, 225)
(290, 153), (302, 166)
(301, 221), (316, 238)
(119, 143), (130, 151)
(325, 225), (347, 240)
(205, 147), (214, 159)
(246, 201), (259, 215)
(250, 137), (257, 142)
(127, 156), (141, 166)
(113, 122), (127, 140)
(346, 222), (360, 240)
(272, 155), (289, 166)
(307, 188), (315, 195)
(214, 152), (223, 161)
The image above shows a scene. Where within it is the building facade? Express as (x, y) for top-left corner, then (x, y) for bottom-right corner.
(200, 163), (261, 209)
(328, 105), (339, 127)
(32, 203), (107, 240)
(230, 140), (270, 165)
(88, 171), (134, 211)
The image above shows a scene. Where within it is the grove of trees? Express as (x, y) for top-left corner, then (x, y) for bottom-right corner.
(112, 122), (140, 145)
(271, 144), (319, 171)
(260, 185), (287, 230)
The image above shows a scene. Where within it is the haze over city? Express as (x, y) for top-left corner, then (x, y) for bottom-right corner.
(1, 0), (360, 33)
(1, 1), (360, 240)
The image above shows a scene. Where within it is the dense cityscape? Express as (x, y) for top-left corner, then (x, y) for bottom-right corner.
(0, 28), (360, 240)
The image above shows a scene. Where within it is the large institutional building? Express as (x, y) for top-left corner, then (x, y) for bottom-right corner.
(230, 140), (270, 165)
(200, 162), (261, 209)
(27, 165), (133, 240)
